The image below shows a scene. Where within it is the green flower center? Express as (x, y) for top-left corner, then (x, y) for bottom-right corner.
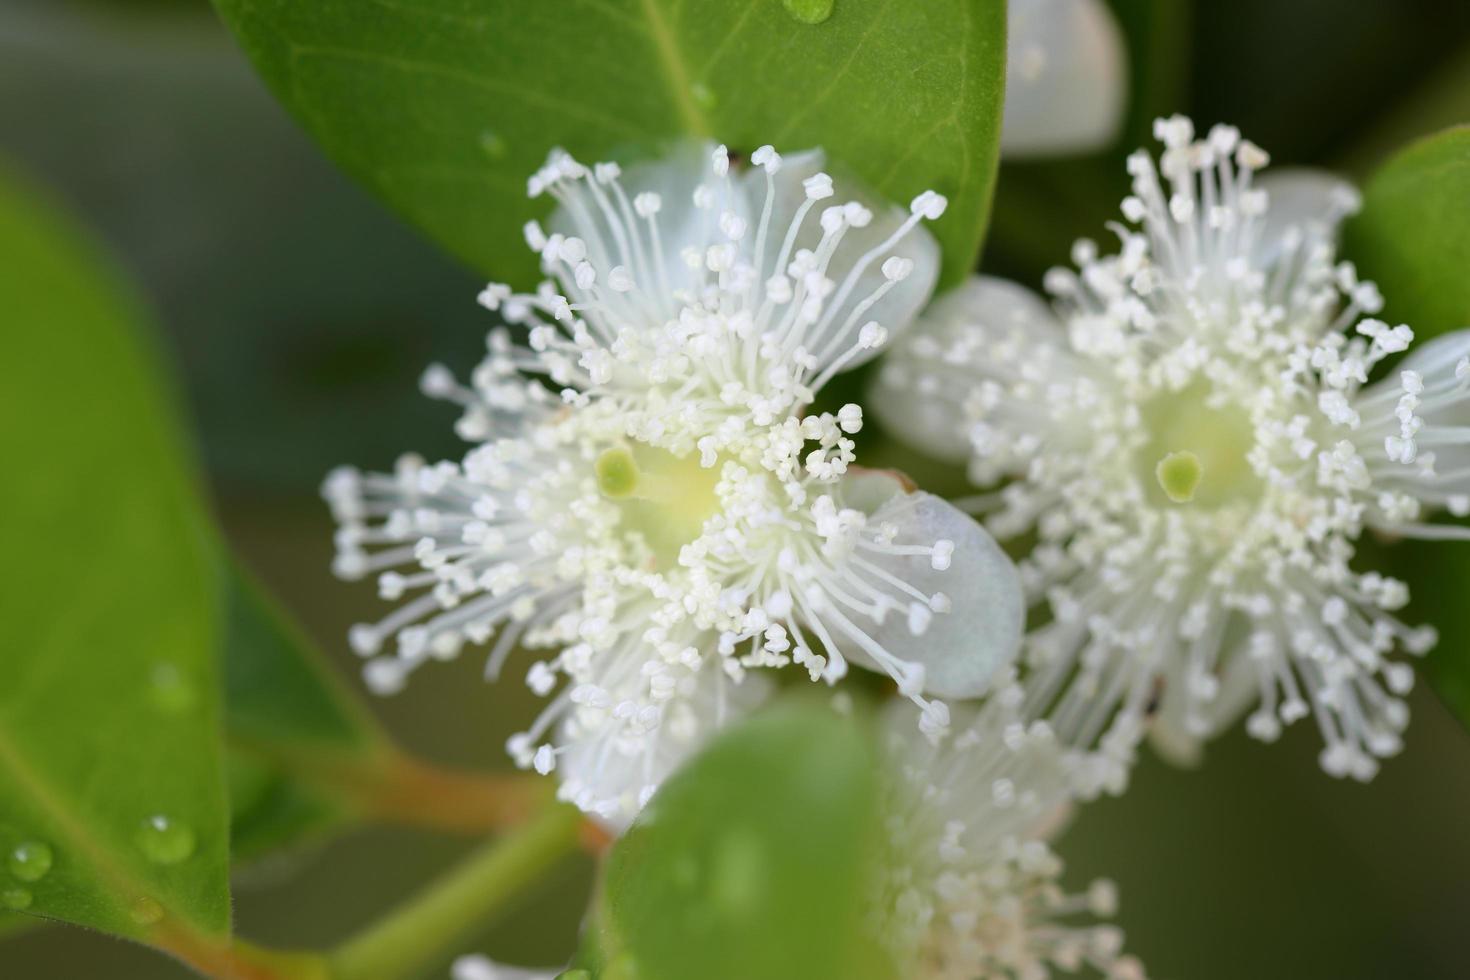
(1139, 383), (1261, 509)
(596, 443), (722, 567)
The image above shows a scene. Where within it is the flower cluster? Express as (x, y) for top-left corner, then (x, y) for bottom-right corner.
(877, 116), (1465, 791)
(874, 672), (1144, 979)
(326, 142), (1024, 824)
(324, 106), (1466, 978)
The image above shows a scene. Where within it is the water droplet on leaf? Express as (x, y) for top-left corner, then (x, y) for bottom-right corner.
(781, 0), (833, 24)
(8, 841), (52, 882)
(479, 130), (508, 160)
(2, 888), (32, 911)
(710, 828), (765, 918)
(135, 815), (196, 865)
(148, 662), (197, 714)
(129, 896), (164, 926)
(690, 82), (717, 109)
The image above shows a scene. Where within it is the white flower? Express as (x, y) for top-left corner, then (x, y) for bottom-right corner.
(875, 117), (1457, 790)
(325, 141), (1025, 824)
(1002, 0), (1128, 158)
(874, 675), (1144, 980)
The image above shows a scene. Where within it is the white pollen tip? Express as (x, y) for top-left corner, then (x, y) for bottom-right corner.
(910, 190), (947, 219)
(634, 191), (662, 217)
(858, 322), (887, 349)
(930, 539), (954, 571)
(881, 255), (914, 281)
(347, 624), (381, 656)
(333, 551), (369, 581)
(803, 173), (834, 200)
(363, 657), (406, 696)
(419, 363), (455, 397)
(907, 602), (933, 636)
(751, 144), (782, 173)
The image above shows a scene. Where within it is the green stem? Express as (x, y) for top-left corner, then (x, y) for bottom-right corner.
(329, 803), (584, 980)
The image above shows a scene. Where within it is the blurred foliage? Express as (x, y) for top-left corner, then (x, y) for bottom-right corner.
(212, 0), (1007, 288)
(0, 0), (484, 495)
(595, 698), (889, 980)
(1346, 126), (1470, 341)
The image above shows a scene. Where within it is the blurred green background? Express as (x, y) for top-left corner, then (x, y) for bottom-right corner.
(3, 0), (1470, 976)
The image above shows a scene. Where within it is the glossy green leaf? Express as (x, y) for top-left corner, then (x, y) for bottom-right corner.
(599, 698), (891, 980)
(222, 565), (544, 852)
(0, 164), (230, 940)
(1345, 126), (1470, 339)
(212, 0), (1006, 287)
(225, 563), (385, 755)
(226, 751), (351, 866)
(223, 564), (386, 862)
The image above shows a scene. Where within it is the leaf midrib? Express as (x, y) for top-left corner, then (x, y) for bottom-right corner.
(638, 0), (712, 138)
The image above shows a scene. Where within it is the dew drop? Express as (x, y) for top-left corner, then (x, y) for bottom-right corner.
(2, 888), (32, 912)
(148, 662), (198, 714)
(709, 828), (765, 918)
(671, 853), (699, 892)
(782, 0), (833, 25)
(690, 82), (717, 110)
(135, 815), (196, 865)
(129, 895), (164, 926)
(479, 130), (508, 161)
(8, 841), (53, 882)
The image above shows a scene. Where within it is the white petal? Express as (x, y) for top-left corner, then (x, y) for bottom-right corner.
(741, 148), (940, 370)
(548, 141), (716, 306)
(839, 475), (1025, 698)
(1253, 168), (1359, 266)
(452, 954), (560, 980)
(1001, 0), (1127, 158)
(871, 275), (1063, 462)
(555, 657), (772, 833)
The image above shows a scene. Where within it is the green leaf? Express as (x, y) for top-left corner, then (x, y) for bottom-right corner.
(212, 0), (1006, 287)
(223, 564), (552, 850)
(225, 562), (386, 755)
(1345, 126), (1470, 340)
(222, 565), (382, 862)
(0, 163), (230, 940)
(1346, 127), (1470, 733)
(598, 698), (892, 980)
(1381, 543), (1470, 735)
(226, 748), (353, 867)
(1107, 0), (1193, 148)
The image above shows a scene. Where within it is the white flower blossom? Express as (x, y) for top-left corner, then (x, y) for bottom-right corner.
(326, 142), (1025, 824)
(874, 117), (1462, 791)
(874, 675), (1144, 980)
(1002, 0), (1128, 158)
